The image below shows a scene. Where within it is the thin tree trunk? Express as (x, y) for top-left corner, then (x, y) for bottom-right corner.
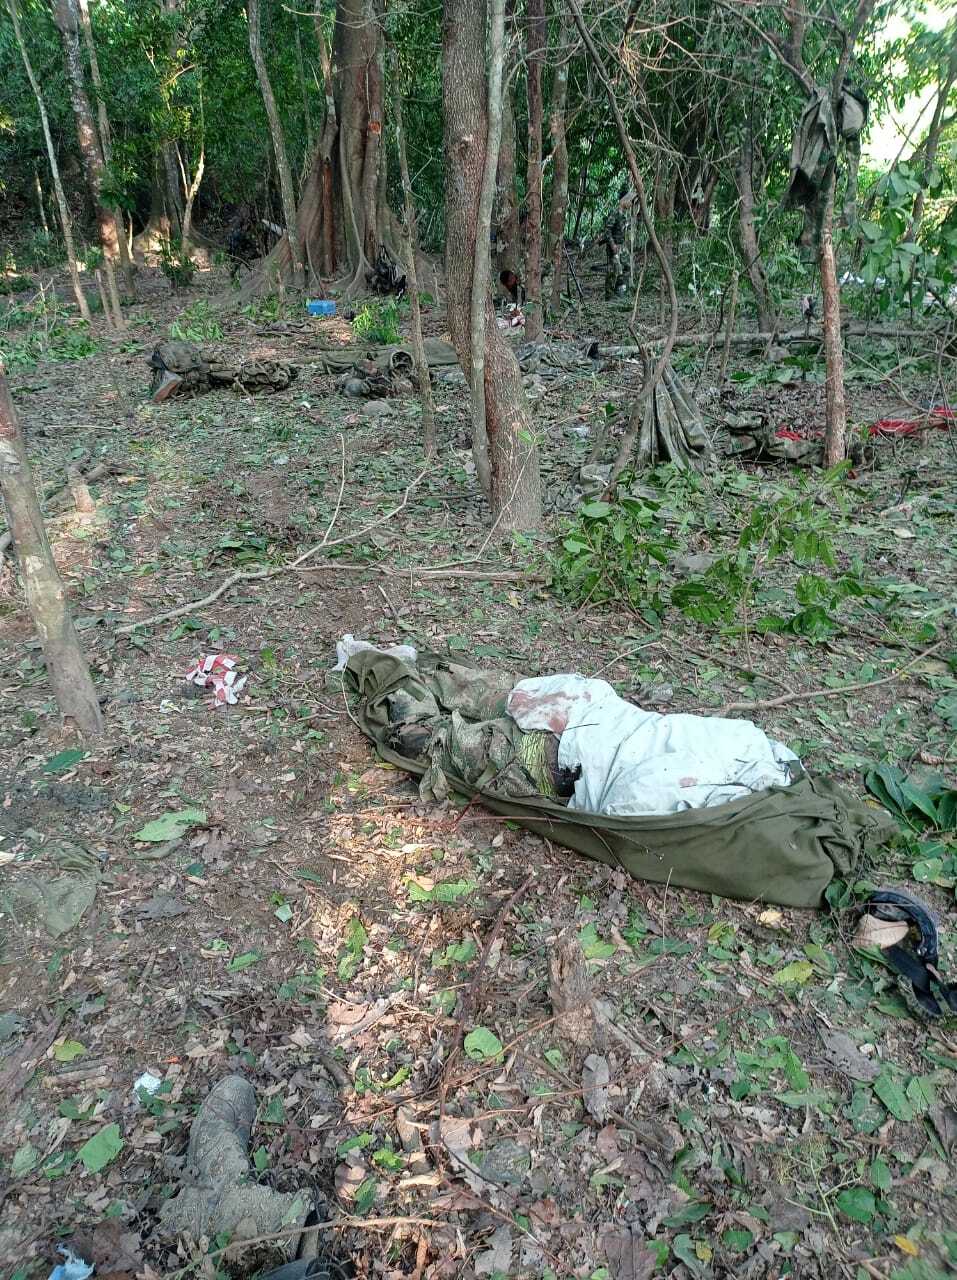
(819, 162), (846, 466)
(314, 6), (338, 278)
(906, 33), (957, 244)
(248, 0), (304, 285)
(547, 16), (570, 313)
(0, 368), (103, 738)
(6, 0), (91, 323)
(53, 0), (124, 330)
(496, 76), (519, 277)
(294, 15), (315, 161)
(394, 75), (436, 456)
(523, 0), (545, 341)
(443, 0), (542, 530)
(735, 125), (774, 334)
(77, 0), (135, 294)
(34, 169), (51, 239)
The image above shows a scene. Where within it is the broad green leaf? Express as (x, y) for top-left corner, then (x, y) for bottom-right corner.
(873, 1070), (912, 1121)
(835, 1186), (877, 1224)
(262, 1097), (285, 1124)
(77, 1123), (124, 1173)
(253, 1146), (269, 1171)
(338, 1133), (376, 1155)
(274, 903), (293, 923)
(54, 1039), (86, 1062)
(227, 951), (261, 972)
(42, 749), (87, 774)
(580, 501), (612, 518)
(354, 1176), (378, 1215)
(464, 1026), (503, 1062)
(663, 1201), (711, 1227)
(870, 1157), (891, 1191)
(771, 960), (814, 986)
(372, 1146), (404, 1171)
(12, 1143), (38, 1177)
(135, 808), (206, 843)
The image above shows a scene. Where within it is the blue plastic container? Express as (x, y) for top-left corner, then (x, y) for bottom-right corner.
(306, 299), (336, 317)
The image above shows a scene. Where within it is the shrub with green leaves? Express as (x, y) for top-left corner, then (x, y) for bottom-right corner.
(352, 298), (401, 345)
(169, 299), (222, 342)
(550, 496), (676, 618)
(159, 238), (197, 291)
(672, 483), (879, 640)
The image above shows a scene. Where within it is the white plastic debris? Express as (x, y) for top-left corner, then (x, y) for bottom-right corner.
(507, 674), (798, 817)
(333, 634), (418, 672)
(132, 1070), (163, 1101)
(48, 1247), (93, 1280)
(182, 653), (248, 706)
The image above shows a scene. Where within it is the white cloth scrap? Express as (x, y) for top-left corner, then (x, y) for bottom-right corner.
(334, 633), (418, 672)
(507, 674), (798, 817)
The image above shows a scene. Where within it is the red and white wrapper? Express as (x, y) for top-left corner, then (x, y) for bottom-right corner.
(183, 654), (248, 706)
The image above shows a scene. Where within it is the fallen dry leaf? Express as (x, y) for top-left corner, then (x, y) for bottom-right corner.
(582, 1053), (610, 1123)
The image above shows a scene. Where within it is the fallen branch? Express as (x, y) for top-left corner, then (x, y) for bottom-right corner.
(116, 469), (427, 634)
(714, 638), (946, 717)
(603, 323), (941, 354)
(295, 563), (546, 584)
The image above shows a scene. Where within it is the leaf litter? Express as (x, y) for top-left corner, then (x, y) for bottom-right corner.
(0, 260), (955, 1278)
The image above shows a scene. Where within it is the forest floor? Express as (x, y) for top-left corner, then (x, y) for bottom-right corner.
(1, 257), (956, 1280)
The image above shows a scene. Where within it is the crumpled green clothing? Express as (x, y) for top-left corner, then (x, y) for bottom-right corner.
(343, 650), (895, 910)
(2, 842), (100, 937)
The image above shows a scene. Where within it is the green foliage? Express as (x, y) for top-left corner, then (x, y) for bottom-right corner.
(551, 496), (675, 618)
(169, 299), (222, 342)
(159, 238), (196, 290)
(352, 298), (401, 345)
(866, 765), (957, 833)
(672, 474), (878, 640)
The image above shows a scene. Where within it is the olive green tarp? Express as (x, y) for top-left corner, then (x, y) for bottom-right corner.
(344, 650), (894, 910)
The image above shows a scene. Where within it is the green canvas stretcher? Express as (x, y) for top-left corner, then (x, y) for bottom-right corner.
(343, 650), (895, 911)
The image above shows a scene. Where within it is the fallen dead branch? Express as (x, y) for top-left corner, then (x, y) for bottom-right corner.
(295, 563), (547, 584)
(604, 323), (941, 354)
(714, 638), (946, 717)
(116, 467), (427, 634)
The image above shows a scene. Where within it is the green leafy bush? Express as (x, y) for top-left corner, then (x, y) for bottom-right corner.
(169, 299), (222, 342)
(352, 298), (401, 344)
(159, 238), (196, 290)
(550, 496), (676, 618)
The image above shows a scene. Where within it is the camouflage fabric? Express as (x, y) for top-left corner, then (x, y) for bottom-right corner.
(149, 342), (297, 401)
(344, 649), (894, 910)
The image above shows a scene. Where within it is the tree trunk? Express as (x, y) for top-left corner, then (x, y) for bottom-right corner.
(394, 72), (436, 455)
(242, 0), (384, 296)
(495, 77), (520, 277)
(735, 125), (774, 334)
(53, 0), (124, 330)
(819, 162), (846, 466)
(77, 0), (135, 294)
(0, 369), (103, 738)
(523, 0), (545, 340)
(294, 15), (315, 161)
(247, 0), (304, 286)
(6, 0), (91, 323)
(547, 16), (570, 312)
(443, 0), (542, 530)
(905, 33), (957, 244)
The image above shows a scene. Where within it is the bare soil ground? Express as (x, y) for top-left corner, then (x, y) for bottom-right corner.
(1, 259), (956, 1280)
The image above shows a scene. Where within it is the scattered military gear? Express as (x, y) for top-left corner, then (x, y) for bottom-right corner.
(148, 341), (297, 403)
(783, 82), (868, 246)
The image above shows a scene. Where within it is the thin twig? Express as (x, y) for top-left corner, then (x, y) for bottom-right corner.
(714, 639), (946, 717)
(116, 469), (427, 634)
